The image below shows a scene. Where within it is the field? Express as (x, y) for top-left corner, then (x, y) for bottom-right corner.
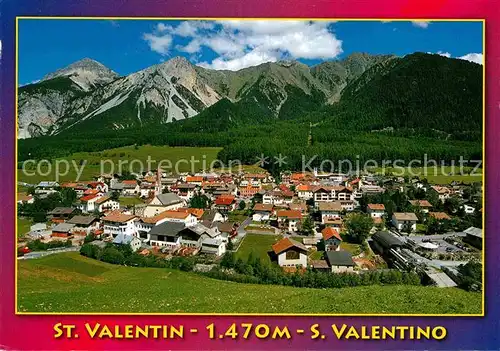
(17, 252), (482, 314)
(17, 217), (32, 237)
(118, 196), (145, 207)
(235, 234), (280, 263)
(370, 166), (483, 184)
(17, 145), (223, 184)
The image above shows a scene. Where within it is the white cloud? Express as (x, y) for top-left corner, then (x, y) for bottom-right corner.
(458, 53), (483, 65)
(143, 33), (172, 55)
(428, 51), (451, 58)
(198, 49), (279, 71)
(412, 21), (430, 29)
(179, 20), (342, 70)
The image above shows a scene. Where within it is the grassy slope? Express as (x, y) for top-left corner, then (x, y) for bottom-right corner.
(18, 145), (222, 184)
(17, 217), (32, 238)
(235, 234), (280, 263)
(18, 252), (481, 314)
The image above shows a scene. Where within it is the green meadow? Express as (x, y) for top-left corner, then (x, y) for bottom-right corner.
(17, 145), (223, 184)
(17, 253), (481, 314)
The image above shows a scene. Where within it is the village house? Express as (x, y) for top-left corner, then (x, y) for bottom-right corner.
(361, 184), (385, 195)
(272, 237), (308, 268)
(139, 182), (156, 198)
(95, 196), (120, 213)
(155, 211), (198, 227)
(213, 221), (238, 242)
(201, 209), (226, 225)
(214, 195), (237, 213)
(175, 183), (197, 201)
(47, 207), (75, 222)
(51, 222), (76, 238)
(324, 217), (343, 231)
(102, 212), (138, 238)
(148, 222), (184, 250)
(367, 203), (385, 218)
(409, 200), (433, 213)
(66, 215), (99, 235)
(35, 181), (60, 195)
(178, 223), (222, 249)
(318, 201), (342, 224)
(276, 210), (302, 233)
(186, 176), (204, 186)
(335, 186), (354, 201)
(201, 237), (227, 256)
(177, 208), (205, 221)
(296, 184), (314, 200)
(325, 250), (356, 273)
(391, 212), (418, 232)
(122, 180), (140, 196)
(78, 194), (103, 213)
(289, 202), (307, 214)
(143, 193), (185, 217)
(313, 186), (335, 202)
(431, 186), (452, 202)
(252, 203), (274, 222)
(428, 212), (452, 222)
(339, 200), (355, 212)
(17, 193), (34, 204)
(321, 227), (342, 251)
(113, 233), (142, 252)
(239, 185), (261, 198)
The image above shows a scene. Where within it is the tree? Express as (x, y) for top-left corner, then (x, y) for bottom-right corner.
(60, 187), (77, 207)
(110, 191), (120, 201)
(238, 200), (246, 211)
(444, 196), (462, 215)
(226, 237), (234, 250)
(190, 194), (209, 209)
(301, 216), (315, 236)
(344, 213), (373, 244)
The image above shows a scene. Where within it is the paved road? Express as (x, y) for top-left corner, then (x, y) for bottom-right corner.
(237, 217), (253, 235)
(18, 247), (79, 260)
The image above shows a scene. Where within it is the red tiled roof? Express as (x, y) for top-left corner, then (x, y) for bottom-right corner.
(291, 173), (305, 181)
(186, 176), (203, 182)
(178, 207), (205, 219)
(253, 203), (274, 212)
(102, 213), (137, 223)
(122, 180), (138, 185)
(322, 227), (342, 241)
(80, 194), (99, 202)
(272, 237), (307, 255)
(429, 212), (451, 220)
(95, 196), (112, 204)
(215, 196), (235, 205)
(276, 210), (302, 219)
(409, 200), (433, 208)
(368, 203), (385, 211)
(297, 184), (313, 191)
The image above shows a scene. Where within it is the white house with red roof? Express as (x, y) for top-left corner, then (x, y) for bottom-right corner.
(214, 195), (237, 213)
(321, 227), (342, 251)
(367, 203), (386, 218)
(272, 237), (308, 268)
(276, 210), (302, 233)
(102, 212), (138, 238)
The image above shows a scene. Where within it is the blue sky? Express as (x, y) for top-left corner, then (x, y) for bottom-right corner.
(18, 19), (483, 85)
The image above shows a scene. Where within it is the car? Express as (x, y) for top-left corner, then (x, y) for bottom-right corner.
(446, 247), (454, 252)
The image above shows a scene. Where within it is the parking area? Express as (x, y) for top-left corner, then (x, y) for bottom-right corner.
(406, 233), (467, 254)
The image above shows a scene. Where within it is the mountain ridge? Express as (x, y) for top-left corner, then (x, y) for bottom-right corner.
(18, 53), (395, 139)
